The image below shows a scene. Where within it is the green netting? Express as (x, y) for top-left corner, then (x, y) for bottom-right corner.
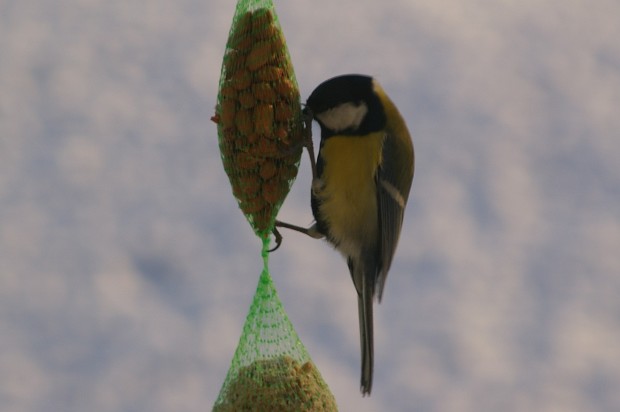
(213, 238), (337, 411)
(215, 0), (304, 238)
(212, 0), (336, 410)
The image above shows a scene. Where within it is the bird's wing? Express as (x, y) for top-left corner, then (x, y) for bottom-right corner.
(375, 130), (413, 300)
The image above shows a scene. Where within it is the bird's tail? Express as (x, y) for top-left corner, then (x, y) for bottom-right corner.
(358, 273), (374, 395)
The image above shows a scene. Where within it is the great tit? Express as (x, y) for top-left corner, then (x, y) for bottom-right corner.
(277, 74), (414, 395)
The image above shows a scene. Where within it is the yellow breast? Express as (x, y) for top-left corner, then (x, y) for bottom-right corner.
(315, 132), (385, 256)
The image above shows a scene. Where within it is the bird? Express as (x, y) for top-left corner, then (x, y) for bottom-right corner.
(275, 74), (414, 395)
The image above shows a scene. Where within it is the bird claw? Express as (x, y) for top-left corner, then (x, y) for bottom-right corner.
(268, 227), (283, 252)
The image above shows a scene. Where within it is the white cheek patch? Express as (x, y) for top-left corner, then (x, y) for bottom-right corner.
(316, 102), (368, 132)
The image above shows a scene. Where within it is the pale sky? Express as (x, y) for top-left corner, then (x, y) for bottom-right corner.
(1, 1), (619, 411)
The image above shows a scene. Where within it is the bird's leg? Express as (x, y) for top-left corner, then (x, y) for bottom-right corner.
(269, 220), (324, 252)
(269, 109), (323, 253)
(301, 108), (326, 199)
(302, 108), (318, 181)
(276, 220), (323, 238)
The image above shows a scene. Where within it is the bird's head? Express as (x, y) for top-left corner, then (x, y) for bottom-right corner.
(304, 74), (387, 138)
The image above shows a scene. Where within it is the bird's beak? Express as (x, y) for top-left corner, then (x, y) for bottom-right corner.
(302, 105), (313, 120)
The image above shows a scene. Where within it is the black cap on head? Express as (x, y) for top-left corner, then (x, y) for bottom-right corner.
(306, 74), (373, 113)
(305, 74), (386, 136)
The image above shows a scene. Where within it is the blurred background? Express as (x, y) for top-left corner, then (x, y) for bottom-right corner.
(1, 0), (619, 411)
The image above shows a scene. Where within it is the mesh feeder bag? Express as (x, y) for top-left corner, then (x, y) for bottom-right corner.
(213, 239), (338, 411)
(213, 0), (305, 238)
(212, 0), (337, 410)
